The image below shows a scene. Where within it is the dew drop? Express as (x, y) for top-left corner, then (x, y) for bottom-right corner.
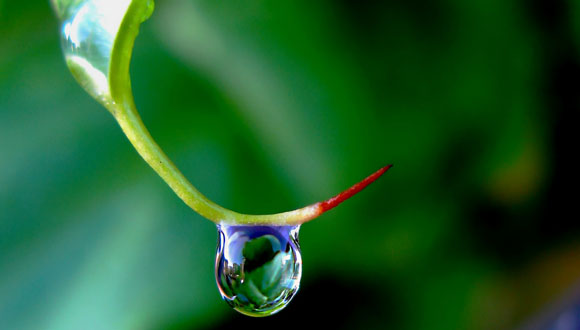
(215, 225), (302, 317)
(54, 0), (133, 104)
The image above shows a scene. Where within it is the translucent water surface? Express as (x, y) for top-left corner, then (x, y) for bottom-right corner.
(215, 225), (302, 317)
(56, 0), (132, 104)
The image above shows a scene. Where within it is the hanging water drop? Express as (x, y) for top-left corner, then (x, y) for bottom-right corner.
(215, 225), (302, 317)
(51, 1), (392, 318)
(54, 0), (153, 106)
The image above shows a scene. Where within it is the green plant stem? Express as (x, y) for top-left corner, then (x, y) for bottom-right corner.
(59, 0), (390, 226)
(103, 0), (329, 225)
(108, 94), (392, 225)
(109, 97), (324, 225)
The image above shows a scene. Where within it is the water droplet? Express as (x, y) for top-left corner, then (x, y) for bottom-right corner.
(55, 0), (132, 104)
(215, 225), (302, 317)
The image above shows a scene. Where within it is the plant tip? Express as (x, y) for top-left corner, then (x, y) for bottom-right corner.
(316, 164), (393, 214)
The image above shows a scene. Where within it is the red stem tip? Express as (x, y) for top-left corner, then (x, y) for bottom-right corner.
(317, 164), (392, 213)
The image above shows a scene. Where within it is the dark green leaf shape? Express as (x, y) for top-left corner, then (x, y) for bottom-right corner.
(217, 234), (296, 314)
(242, 234), (281, 272)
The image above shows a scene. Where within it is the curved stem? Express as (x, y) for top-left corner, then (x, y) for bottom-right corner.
(60, 0), (393, 226)
(109, 96), (390, 225)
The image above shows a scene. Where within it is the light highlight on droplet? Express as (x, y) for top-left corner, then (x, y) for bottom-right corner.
(215, 225), (302, 317)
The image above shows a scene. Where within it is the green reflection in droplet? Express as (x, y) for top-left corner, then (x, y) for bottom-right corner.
(215, 225), (302, 317)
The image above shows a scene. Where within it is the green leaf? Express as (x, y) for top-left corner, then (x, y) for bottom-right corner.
(247, 252), (288, 298)
(242, 235), (281, 272)
(241, 239), (293, 304)
(239, 279), (269, 307)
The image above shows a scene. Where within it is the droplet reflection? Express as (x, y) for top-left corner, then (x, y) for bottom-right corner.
(55, 0), (136, 104)
(215, 225), (302, 317)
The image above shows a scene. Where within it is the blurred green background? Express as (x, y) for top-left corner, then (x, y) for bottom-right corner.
(1, 0), (580, 329)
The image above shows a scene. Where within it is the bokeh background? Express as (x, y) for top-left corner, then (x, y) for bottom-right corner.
(1, 0), (580, 329)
